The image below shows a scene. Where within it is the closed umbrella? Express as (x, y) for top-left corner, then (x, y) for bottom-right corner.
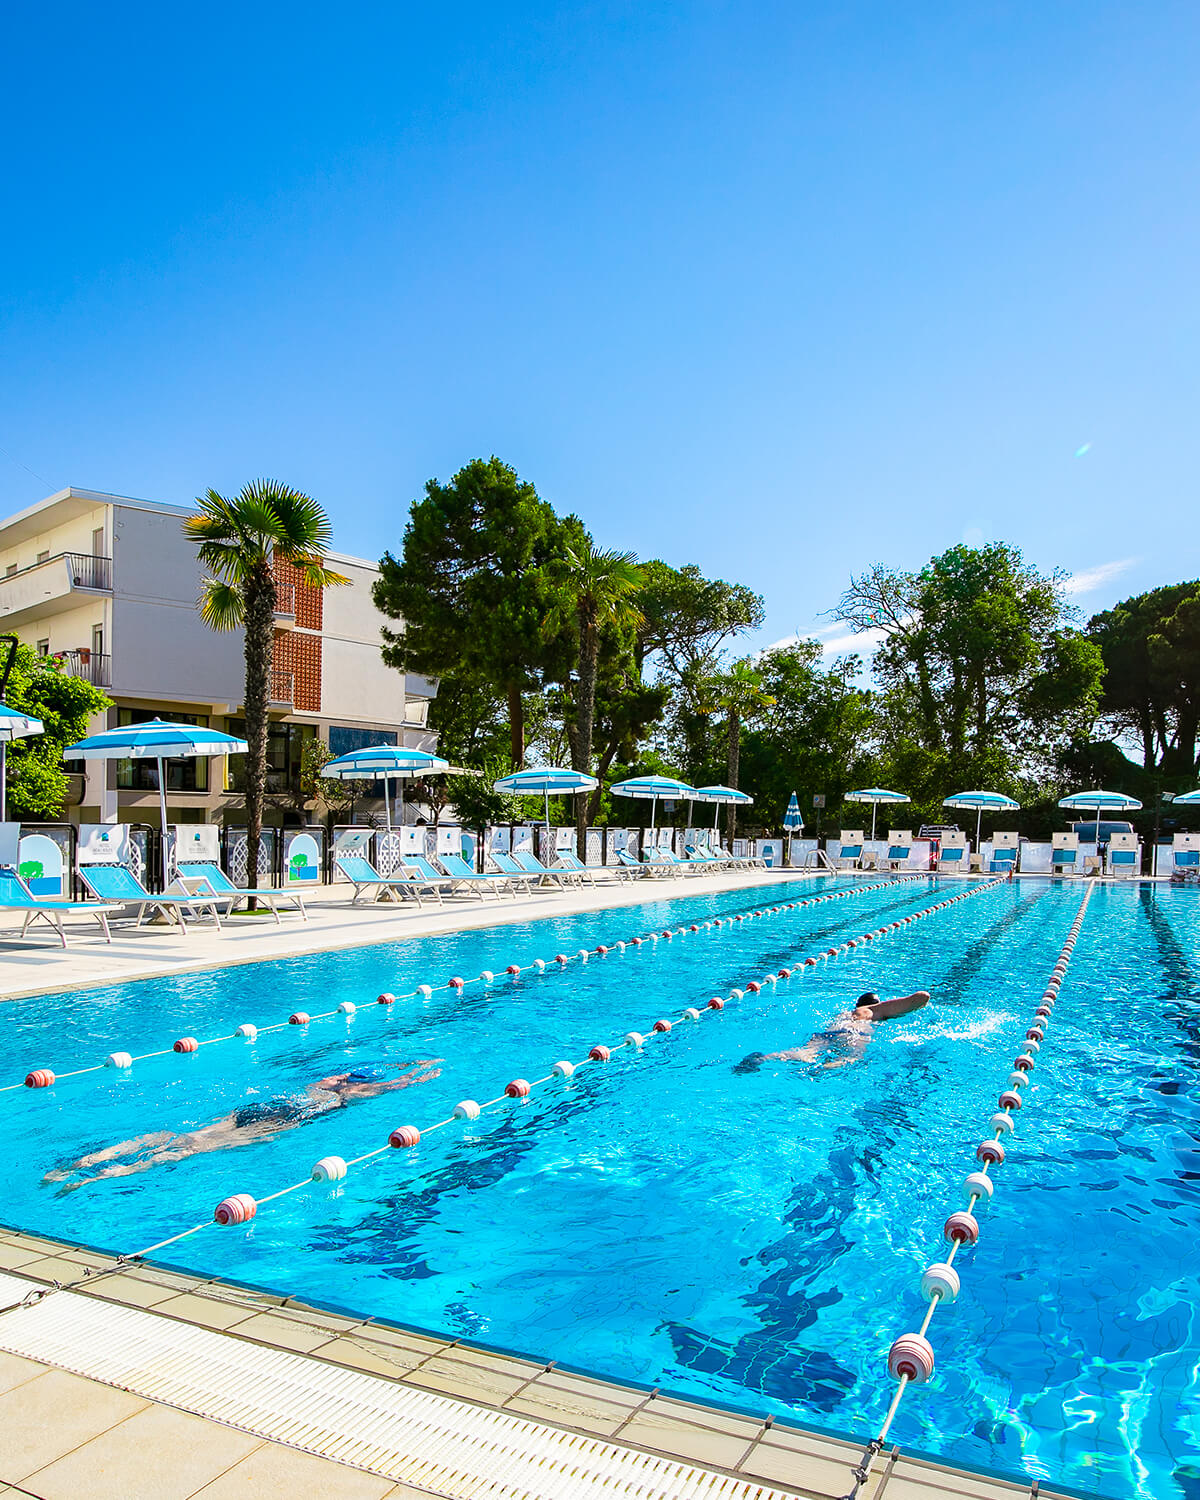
(1058, 788), (1143, 849)
(493, 767), (599, 836)
(783, 791), (803, 862)
(321, 745), (450, 831)
(63, 719), (248, 886)
(691, 785), (754, 847)
(612, 775), (695, 847)
(943, 790), (1021, 852)
(845, 787), (910, 842)
(0, 704), (44, 823)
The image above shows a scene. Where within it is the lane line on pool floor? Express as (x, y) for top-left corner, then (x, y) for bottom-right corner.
(837, 882), (1095, 1500)
(12, 875), (934, 1096)
(125, 878), (1008, 1263)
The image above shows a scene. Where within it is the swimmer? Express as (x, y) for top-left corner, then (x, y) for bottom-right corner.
(735, 991), (930, 1072)
(44, 1060), (442, 1189)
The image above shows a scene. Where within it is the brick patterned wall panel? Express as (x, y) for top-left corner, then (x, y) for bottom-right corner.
(273, 556), (324, 631)
(272, 630), (322, 712)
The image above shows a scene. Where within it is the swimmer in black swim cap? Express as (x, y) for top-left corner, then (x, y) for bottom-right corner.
(735, 990), (930, 1072)
(45, 1058), (443, 1189)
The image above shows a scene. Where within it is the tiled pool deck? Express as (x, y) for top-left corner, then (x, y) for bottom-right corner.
(0, 870), (1085, 1497)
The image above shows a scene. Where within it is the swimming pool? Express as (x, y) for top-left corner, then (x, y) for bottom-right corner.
(2, 875), (1197, 1499)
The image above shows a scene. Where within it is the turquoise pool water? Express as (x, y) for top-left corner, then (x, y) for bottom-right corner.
(2, 875), (1197, 1499)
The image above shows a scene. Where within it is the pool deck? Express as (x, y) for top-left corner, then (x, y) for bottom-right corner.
(0, 868), (1081, 1497)
(0, 865), (807, 1002)
(0, 1227), (1069, 1500)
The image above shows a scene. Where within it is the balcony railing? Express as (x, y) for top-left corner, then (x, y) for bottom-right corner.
(65, 553), (112, 590)
(56, 650), (112, 688)
(269, 669), (294, 706)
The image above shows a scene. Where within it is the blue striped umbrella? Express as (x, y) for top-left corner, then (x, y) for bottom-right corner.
(64, 719), (249, 884)
(0, 703), (44, 823)
(322, 745), (450, 830)
(845, 786), (910, 841)
(943, 790), (1021, 851)
(783, 791), (803, 831)
(1172, 789), (1200, 805)
(493, 767), (599, 830)
(1058, 788), (1142, 846)
(691, 784), (754, 835)
(612, 775), (696, 842)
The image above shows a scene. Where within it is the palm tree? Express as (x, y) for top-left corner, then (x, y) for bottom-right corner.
(184, 481), (348, 896)
(565, 541), (644, 856)
(705, 659), (775, 842)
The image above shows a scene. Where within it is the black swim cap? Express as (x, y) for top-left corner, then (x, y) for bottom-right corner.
(857, 992), (881, 1005)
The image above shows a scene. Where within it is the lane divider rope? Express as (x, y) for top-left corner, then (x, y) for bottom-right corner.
(837, 882), (1094, 1500)
(15, 875), (934, 1095)
(125, 877), (1006, 1262)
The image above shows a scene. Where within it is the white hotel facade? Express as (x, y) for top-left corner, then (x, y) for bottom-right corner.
(0, 487), (437, 828)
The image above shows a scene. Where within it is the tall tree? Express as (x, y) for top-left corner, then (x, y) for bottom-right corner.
(373, 458), (581, 765)
(703, 659), (775, 840)
(836, 544), (1103, 788)
(2, 641), (112, 818)
(564, 541), (644, 854)
(184, 481), (348, 894)
(1087, 581), (1200, 774)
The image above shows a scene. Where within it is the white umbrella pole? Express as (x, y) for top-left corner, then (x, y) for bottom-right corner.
(157, 755), (169, 889)
(976, 806), (982, 853)
(1, 742), (5, 824)
(383, 775), (392, 831)
(871, 801), (878, 840)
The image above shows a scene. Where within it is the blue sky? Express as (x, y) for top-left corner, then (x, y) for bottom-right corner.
(3, 3), (1197, 657)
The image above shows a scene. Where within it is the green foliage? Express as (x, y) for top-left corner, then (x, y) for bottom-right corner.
(737, 645), (877, 832)
(1087, 581), (1200, 774)
(298, 737), (371, 819)
(637, 561), (764, 680)
(447, 758), (523, 838)
(3, 643), (113, 819)
(836, 544), (1104, 809)
(373, 458), (583, 764)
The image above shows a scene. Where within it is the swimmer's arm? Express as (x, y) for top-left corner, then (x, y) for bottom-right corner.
(868, 991), (931, 1021)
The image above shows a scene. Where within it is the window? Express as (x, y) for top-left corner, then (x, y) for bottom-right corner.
(92, 527), (105, 557)
(37, 550), (49, 564)
(329, 726), (398, 757)
(36, 639), (49, 656)
(92, 625), (104, 657)
(226, 720), (313, 795)
(115, 709), (210, 792)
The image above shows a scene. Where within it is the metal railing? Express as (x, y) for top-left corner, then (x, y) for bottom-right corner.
(0, 551), (112, 595)
(56, 649), (112, 687)
(66, 552), (112, 590)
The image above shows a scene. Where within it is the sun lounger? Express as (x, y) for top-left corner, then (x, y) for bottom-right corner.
(649, 846), (706, 876)
(78, 862), (227, 931)
(684, 843), (734, 870)
(178, 861), (308, 922)
(484, 850), (541, 894)
(333, 854), (442, 906)
(0, 867), (120, 947)
(434, 852), (511, 899)
(509, 849), (576, 887)
(1051, 832), (1080, 877)
(936, 834), (969, 872)
(1106, 832), (1140, 880)
(554, 851), (598, 885)
(611, 849), (648, 880)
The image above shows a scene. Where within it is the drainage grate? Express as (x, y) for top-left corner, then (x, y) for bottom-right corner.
(0, 1273), (799, 1499)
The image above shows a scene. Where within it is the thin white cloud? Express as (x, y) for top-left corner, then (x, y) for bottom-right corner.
(819, 628), (886, 656)
(1062, 558), (1138, 597)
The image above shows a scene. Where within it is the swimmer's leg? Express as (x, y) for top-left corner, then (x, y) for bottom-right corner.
(732, 1052), (767, 1074)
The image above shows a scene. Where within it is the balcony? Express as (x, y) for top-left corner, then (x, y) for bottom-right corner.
(55, 649), (112, 688)
(269, 669), (294, 707)
(273, 580), (296, 627)
(0, 551), (113, 626)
